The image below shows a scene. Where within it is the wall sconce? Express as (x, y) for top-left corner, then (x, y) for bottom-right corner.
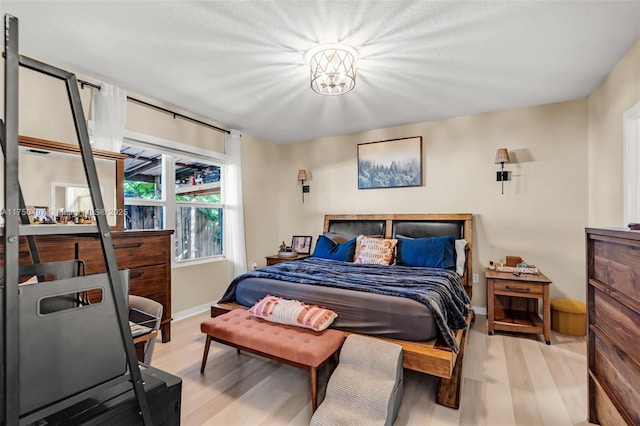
(495, 148), (510, 195)
(297, 169), (310, 202)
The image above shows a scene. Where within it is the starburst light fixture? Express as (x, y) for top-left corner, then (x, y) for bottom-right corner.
(305, 44), (358, 96)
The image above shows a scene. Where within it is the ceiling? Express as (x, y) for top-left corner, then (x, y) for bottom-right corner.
(2, 1), (639, 144)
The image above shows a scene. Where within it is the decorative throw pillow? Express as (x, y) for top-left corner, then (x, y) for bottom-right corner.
(396, 235), (456, 269)
(353, 234), (385, 260)
(455, 239), (467, 276)
(248, 295), (338, 332)
(312, 235), (356, 262)
(354, 236), (398, 265)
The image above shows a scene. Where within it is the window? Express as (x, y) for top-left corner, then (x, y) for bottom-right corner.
(624, 102), (640, 224)
(174, 157), (223, 261)
(123, 145), (164, 231)
(122, 142), (225, 263)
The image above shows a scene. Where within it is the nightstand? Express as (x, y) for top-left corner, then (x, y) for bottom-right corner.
(486, 269), (552, 344)
(265, 253), (311, 266)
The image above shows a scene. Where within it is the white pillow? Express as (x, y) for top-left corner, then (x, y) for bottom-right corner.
(455, 239), (467, 276)
(248, 295), (338, 331)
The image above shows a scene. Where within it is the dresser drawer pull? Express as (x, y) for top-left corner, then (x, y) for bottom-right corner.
(129, 271), (144, 279)
(113, 242), (143, 249)
(505, 285), (530, 293)
(615, 346), (626, 361)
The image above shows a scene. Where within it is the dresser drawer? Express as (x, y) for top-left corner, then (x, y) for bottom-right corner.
(113, 236), (168, 269)
(592, 374), (629, 426)
(592, 288), (640, 367)
(592, 239), (640, 305)
(128, 264), (167, 297)
(593, 331), (640, 425)
(493, 280), (543, 295)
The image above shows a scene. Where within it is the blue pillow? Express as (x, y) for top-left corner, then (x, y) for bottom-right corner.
(312, 235), (356, 262)
(396, 236), (455, 269)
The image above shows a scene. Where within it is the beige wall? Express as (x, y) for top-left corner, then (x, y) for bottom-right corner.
(0, 65), (92, 143)
(125, 99), (225, 153)
(171, 260), (228, 314)
(241, 132), (281, 269)
(588, 39), (640, 226)
(273, 100), (589, 307)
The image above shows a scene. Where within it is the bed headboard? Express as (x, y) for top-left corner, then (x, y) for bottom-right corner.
(324, 214), (474, 297)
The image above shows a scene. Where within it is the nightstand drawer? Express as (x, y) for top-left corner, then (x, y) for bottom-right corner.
(265, 254), (310, 266)
(493, 280), (543, 295)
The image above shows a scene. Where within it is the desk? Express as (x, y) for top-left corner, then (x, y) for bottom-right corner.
(133, 330), (158, 362)
(486, 269), (552, 344)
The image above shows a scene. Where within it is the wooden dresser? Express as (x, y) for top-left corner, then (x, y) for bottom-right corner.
(4, 230), (174, 342)
(586, 228), (640, 425)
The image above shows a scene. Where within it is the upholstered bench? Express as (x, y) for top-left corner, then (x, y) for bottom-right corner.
(200, 309), (345, 410)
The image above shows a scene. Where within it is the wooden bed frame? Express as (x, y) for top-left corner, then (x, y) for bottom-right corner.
(211, 213), (474, 408)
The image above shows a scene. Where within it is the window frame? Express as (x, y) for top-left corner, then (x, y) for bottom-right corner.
(122, 130), (227, 265)
(624, 102), (640, 225)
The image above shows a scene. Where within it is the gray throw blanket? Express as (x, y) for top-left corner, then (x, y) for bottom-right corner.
(220, 257), (470, 352)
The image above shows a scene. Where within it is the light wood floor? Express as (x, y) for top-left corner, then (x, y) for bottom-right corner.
(152, 312), (592, 425)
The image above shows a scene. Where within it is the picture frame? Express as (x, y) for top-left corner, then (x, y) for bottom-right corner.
(27, 205), (49, 223)
(291, 235), (313, 254)
(357, 136), (423, 189)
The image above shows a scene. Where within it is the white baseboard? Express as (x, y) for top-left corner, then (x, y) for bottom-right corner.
(172, 301), (217, 322)
(472, 305), (487, 316)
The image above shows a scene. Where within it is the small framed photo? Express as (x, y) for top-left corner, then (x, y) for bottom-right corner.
(291, 235), (313, 254)
(33, 206), (48, 222)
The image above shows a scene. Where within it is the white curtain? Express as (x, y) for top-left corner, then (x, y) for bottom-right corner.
(224, 129), (248, 280)
(91, 83), (127, 152)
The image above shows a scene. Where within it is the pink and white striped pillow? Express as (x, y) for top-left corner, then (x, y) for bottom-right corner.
(248, 295), (338, 332)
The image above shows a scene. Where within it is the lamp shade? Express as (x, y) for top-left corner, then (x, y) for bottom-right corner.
(297, 169), (308, 181)
(494, 148), (510, 164)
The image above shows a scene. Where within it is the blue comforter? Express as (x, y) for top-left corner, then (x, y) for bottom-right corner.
(220, 257), (470, 352)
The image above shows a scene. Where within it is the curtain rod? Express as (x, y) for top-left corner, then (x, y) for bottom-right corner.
(78, 79), (230, 134)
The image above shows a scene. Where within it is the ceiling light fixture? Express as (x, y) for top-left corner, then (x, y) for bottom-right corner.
(305, 44), (358, 96)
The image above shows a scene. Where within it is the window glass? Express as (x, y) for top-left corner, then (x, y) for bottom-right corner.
(122, 146), (163, 200)
(174, 158), (223, 262)
(175, 207), (223, 261)
(175, 162), (221, 202)
(121, 143), (224, 261)
(125, 205), (164, 230)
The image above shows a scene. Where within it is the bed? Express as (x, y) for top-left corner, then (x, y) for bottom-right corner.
(212, 213), (474, 408)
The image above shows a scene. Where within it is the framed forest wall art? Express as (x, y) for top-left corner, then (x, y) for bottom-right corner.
(357, 136), (423, 189)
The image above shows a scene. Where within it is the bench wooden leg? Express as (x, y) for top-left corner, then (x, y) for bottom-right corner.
(310, 366), (317, 412)
(201, 335), (212, 374)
